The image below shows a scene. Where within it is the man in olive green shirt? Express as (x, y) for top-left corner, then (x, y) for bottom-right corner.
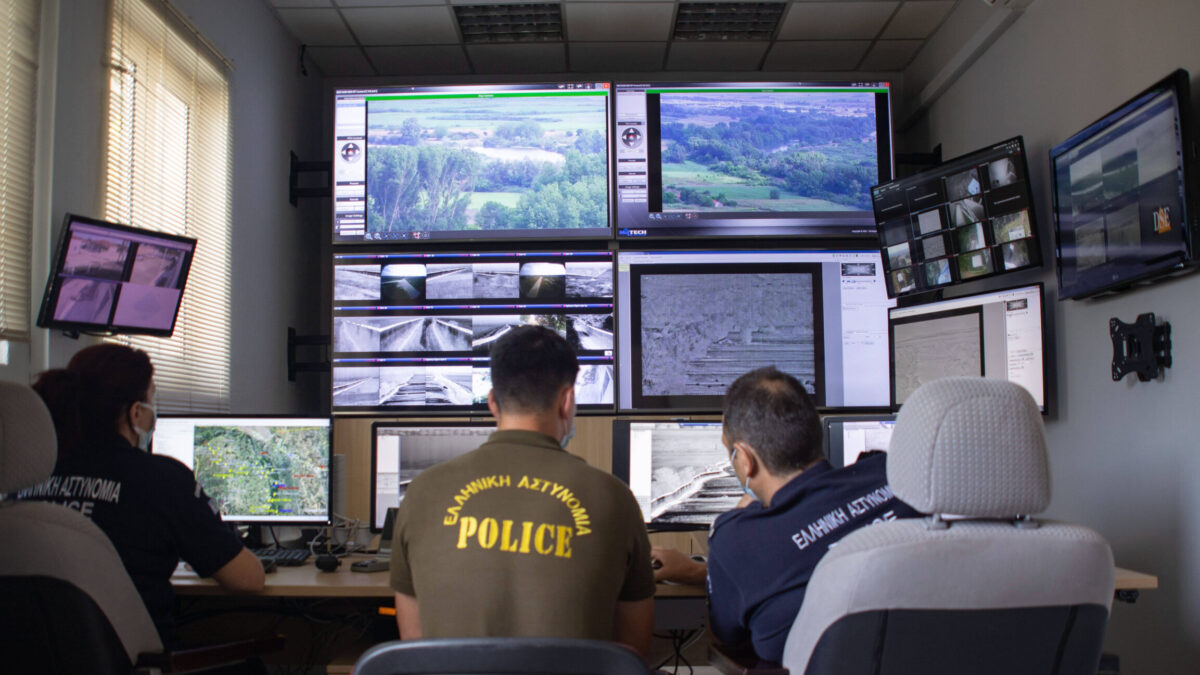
(390, 326), (655, 657)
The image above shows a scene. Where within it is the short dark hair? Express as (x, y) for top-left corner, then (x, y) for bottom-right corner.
(489, 325), (579, 414)
(722, 367), (822, 474)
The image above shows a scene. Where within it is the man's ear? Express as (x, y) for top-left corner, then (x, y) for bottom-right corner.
(487, 389), (500, 419)
(558, 384), (576, 420)
(735, 442), (762, 478)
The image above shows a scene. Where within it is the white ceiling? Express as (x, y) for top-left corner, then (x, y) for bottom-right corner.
(267, 0), (960, 77)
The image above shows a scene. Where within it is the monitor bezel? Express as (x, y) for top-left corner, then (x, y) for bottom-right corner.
(820, 413), (897, 469)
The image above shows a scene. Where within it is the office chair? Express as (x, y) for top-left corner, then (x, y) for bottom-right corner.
(353, 637), (652, 675)
(0, 381), (280, 674)
(779, 377), (1114, 675)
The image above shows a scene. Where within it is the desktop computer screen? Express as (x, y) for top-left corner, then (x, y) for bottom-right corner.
(152, 416), (332, 524)
(616, 248), (894, 412)
(822, 415), (896, 469)
(611, 419), (737, 531)
(371, 422), (496, 531)
(888, 283), (1046, 410)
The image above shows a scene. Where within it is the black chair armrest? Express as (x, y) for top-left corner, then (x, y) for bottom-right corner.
(136, 634), (285, 673)
(708, 642), (788, 675)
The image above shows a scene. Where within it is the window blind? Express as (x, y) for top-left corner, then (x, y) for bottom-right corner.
(104, 0), (231, 413)
(0, 0), (40, 341)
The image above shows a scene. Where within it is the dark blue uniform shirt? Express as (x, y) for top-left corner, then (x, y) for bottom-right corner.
(706, 452), (921, 662)
(14, 434), (245, 643)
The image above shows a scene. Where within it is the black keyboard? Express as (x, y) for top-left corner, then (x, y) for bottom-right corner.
(251, 547), (311, 566)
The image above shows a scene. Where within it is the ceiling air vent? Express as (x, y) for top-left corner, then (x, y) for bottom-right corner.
(673, 2), (786, 41)
(454, 3), (564, 44)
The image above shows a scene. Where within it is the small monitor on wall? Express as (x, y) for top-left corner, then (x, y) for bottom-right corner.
(888, 283), (1047, 411)
(332, 82), (613, 244)
(613, 81), (893, 240)
(822, 415), (896, 469)
(611, 419), (733, 531)
(871, 137), (1040, 299)
(36, 213), (196, 337)
(1050, 69), (1200, 300)
(151, 416), (332, 524)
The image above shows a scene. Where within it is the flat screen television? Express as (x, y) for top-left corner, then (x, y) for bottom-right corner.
(370, 421), (496, 531)
(610, 419), (735, 531)
(615, 248), (894, 412)
(871, 136), (1040, 298)
(151, 416), (332, 524)
(822, 415), (896, 469)
(332, 82), (613, 244)
(36, 213), (196, 337)
(613, 81), (892, 239)
(1050, 69), (1200, 300)
(888, 283), (1047, 411)
(332, 247), (614, 414)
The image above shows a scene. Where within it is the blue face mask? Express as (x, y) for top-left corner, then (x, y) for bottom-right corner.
(730, 446), (758, 502)
(560, 423), (575, 449)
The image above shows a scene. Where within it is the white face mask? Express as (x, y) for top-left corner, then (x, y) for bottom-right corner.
(132, 401), (156, 451)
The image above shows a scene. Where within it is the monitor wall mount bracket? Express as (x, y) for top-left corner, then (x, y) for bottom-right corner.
(1110, 313), (1171, 382)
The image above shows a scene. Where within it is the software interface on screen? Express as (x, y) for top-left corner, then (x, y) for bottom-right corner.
(613, 81), (892, 239)
(333, 249), (614, 413)
(333, 82), (612, 243)
(151, 417), (332, 523)
(888, 284), (1045, 410)
(824, 416), (896, 468)
(871, 137), (1039, 298)
(40, 217), (195, 334)
(616, 249), (894, 411)
(613, 420), (734, 529)
(372, 423), (495, 530)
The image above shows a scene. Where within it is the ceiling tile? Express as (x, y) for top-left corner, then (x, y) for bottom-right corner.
(666, 42), (769, 72)
(568, 42), (667, 72)
(365, 45), (473, 76)
(271, 0), (332, 7)
(275, 8), (356, 46)
(858, 39), (922, 70)
(335, 0), (446, 6)
(465, 43), (568, 74)
(762, 40), (870, 71)
(881, 1), (954, 39)
(778, 2), (898, 41)
(342, 6), (459, 46)
(564, 3), (674, 42)
(304, 46), (376, 77)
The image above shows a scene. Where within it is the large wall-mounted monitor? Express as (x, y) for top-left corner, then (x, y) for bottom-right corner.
(1050, 69), (1200, 300)
(871, 136), (1040, 298)
(332, 248), (614, 414)
(36, 213), (196, 337)
(616, 248), (894, 412)
(613, 81), (892, 240)
(888, 283), (1047, 411)
(332, 82), (613, 244)
(822, 415), (896, 469)
(611, 419), (735, 531)
(371, 421), (495, 531)
(151, 416), (332, 524)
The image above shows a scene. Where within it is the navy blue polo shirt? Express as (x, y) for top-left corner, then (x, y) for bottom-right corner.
(706, 451), (921, 662)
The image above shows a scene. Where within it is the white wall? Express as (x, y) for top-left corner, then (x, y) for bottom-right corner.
(904, 0), (1200, 671)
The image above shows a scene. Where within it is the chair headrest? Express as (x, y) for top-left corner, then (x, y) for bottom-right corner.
(887, 377), (1049, 518)
(0, 381), (57, 494)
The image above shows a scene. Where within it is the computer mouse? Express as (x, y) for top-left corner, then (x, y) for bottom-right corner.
(315, 554), (341, 572)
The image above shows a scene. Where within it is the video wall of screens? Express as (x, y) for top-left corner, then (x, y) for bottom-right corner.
(36, 214), (196, 337)
(615, 249), (894, 412)
(1050, 69), (1199, 300)
(371, 422), (496, 531)
(332, 249), (615, 413)
(152, 416), (332, 524)
(613, 81), (893, 240)
(871, 137), (1040, 299)
(332, 82), (613, 244)
(822, 415), (896, 469)
(888, 283), (1046, 411)
(611, 420), (735, 531)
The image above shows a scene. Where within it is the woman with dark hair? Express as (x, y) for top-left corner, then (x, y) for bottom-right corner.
(15, 344), (264, 643)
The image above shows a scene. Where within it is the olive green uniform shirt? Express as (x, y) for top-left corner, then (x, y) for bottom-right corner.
(390, 430), (655, 640)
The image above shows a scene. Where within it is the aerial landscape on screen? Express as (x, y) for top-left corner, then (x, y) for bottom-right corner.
(192, 425), (328, 519)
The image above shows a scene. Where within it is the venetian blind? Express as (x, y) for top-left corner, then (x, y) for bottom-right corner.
(0, 0), (40, 341)
(104, 0), (231, 412)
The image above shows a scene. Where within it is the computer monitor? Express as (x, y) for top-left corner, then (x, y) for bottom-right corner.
(822, 415), (896, 469)
(611, 419), (735, 531)
(370, 421), (496, 531)
(613, 81), (892, 240)
(332, 82), (613, 244)
(332, 247), (615, 414)
(888, 283), (1047, 411)
(871, 136), (1040, 298)
(615, 248), (894, 412)
(36, 213), (197, 337)
(151, 416), (332, 524)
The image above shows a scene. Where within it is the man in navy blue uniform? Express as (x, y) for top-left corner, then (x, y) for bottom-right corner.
(651, 367), (919, 663)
